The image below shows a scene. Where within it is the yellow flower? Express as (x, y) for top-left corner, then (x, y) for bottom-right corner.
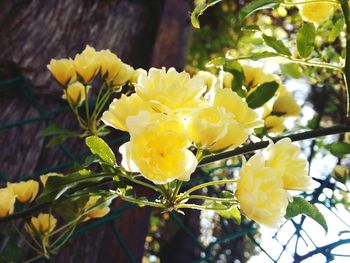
(136, 67), (205, 113)
(236, 154), (289, 228)
(243, 65), (278, 93)
(102, 93), (155, 131)
(130, 68), (147, 84)
(40, 173), (64, 187)
(84, 196), (110, 221)
(332, 165), (348, 184)
(264, 115), (285, 134)
(47, 58), (76, 86)
(188, 105), (247, 152)
(120, 111), (197, 184)
(62, 82), (87, 106)
(222, 71), (233, 89)
(74, 45), (99, 83)
(213, 88), (263, 129)
(7, 180), (39, 203)
(98, 49), (135, 86)
(194, 71), (218, 92)
(265, 138), (313, 191)
(27, 213), (57, 234)
(0, 188), (16, 217)
(273, 91), (301, 116)
(299, 2), (335, 24)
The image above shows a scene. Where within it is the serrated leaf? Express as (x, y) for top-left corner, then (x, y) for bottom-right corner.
(239, 0), (280, 23)
(263, 34), (291, 56)
(246, 81), (279, 109)
(329, 18), (344, 42)
(206, 57), (226, 67)
(85, 136), (116, 166)
(285, 197), (328, 232)
(191, 0), (223, 28)
(296, 23), (316, 58)
(327, 142), (350, 157)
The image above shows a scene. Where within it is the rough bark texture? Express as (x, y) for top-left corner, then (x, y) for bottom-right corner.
(0, 0), (196, 262)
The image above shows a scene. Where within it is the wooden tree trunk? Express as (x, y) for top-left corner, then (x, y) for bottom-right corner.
(0, 0), (196, 262)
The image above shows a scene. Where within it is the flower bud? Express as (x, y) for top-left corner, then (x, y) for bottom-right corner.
(47, 58), (76, 85)
(0, 188), (16, 217)
(7, 180), (39, 203)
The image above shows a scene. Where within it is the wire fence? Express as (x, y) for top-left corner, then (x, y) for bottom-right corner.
(1, 75), (350, 263)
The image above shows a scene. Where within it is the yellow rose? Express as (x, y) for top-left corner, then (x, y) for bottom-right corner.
(40, 173), (64, 187)
(213, 88), (263, 129)
(27, 213), (57, 234)
(74, 45), (99, 83)
(7, 180), (39, 203)
(101, 93), (155, 131)
(273, 91), (301, 116)
(221, 71), (233, 89)
(194, 71), (218, 92)
(62, 82), (87, 106)
(136, 67), (205, 113)
(47, 58), (76, 86)
(188, 105), (247, 152)
(130, 68), (147, 84)
(265, 138), (313, 191)
(243, 65), (278, 93)
(236, 154), (289, 228)
(0, 188), (16, 217)
(120, 111), (197, 184)
(84, 196), (110, 221)
(299, 2), (335, 24)
(264, 115), (285, 134)
(332, 165), (348, 184)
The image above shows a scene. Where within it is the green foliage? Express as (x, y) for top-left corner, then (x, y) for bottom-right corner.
(191, 0), (224, 28)
(296, 23), (316, 58)
(85, 136), (116, 167)
(262, 34), (291, 56)
(42, 124), (82, 147)
(326, 142), (350, 157)
(285, 197), (328, 232)
(329, 18), (345, 43)
(239, 0), (280, 23)
(246, 81), (279, 108)
(224, 60), (246, 97)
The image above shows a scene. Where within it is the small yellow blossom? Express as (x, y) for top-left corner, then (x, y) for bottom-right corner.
(194, 71), (218, 92)
(102, 93), (155, 131)
(222, 71), (234, 89)
(84, 196), (110, 221)
(299, 2), (335, 24)
(7, 180), (39, 203)
(47, 58), (76, 86)
(273, 91), (301, 116)
(120, 111), (197, 184)
(74, 45), (99, 83)
(136, 67), (205, 113)
(188, 105), (247, 152)
(62, 82), (87, 106)
(265, 138), (313, 191)
(264, 115), (285, 134)
(243, 65), (278, 93)
(27, 213), (57, 234)
(332, 165), (348, 184)
(213, 88), (263, 130)
(236, 154), (289, 228)
(0, 188), (16, 217)
(40, 173), (64, 187)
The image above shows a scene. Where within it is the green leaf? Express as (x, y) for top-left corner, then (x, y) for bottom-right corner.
(54, 195), (89, 221)
(239, 0), (280, 23)
(328, 18), (344, 42)
(191, 0), (223, 29)
(296, 23), (316, 58)
(85, 136), (116, 166)
(281, 63), (302, 79)
(206, 57), (226, 67)
(208, 201), (241, 224)
(326, 142), (350, 157)
(224, 61), (246, 97)
(263, 34), (291, 56)
(246, 81), (279, 109)
(241, 24), (261, 32)
(285, 197), (328, 232)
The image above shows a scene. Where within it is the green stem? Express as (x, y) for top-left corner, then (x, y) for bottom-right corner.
(84, 85), (90, 124)
(340, 0), (350, 115)
(281, 0), (339, 6)
(184, 195), (237, 203)
(176, 203), (235, 211)
(178, 179), (237, 202)
(23, 255), (45, 263)
(118, 194), (164, 208)
(11, 222), (42, 255)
